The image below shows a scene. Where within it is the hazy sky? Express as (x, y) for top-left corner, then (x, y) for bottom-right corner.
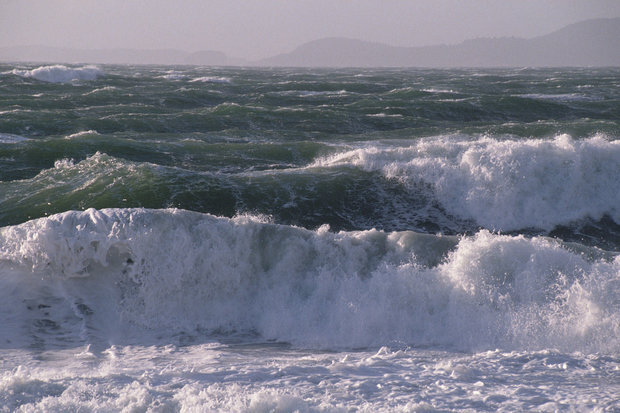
(1, 0), (619, 60)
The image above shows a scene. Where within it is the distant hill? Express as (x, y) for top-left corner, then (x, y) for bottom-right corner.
(1, 18), (618, 67)
(258, 18), (620, 67)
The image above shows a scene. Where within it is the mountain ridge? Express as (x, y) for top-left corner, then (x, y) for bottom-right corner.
(1, 18), (618, 67)
(258, 18), (620, 67)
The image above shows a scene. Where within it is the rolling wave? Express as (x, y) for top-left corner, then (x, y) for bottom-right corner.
(9, 65), (103, 83)
(313, 134), (620, 231)
(3, 133), (619, 248)
(1, 208), (617, 352)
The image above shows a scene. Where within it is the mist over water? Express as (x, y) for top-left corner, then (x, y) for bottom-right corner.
(0, 64), (619, 411)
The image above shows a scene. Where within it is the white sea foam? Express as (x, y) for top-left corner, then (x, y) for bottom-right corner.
(313, 134), (620, 231)
(516, 93), (599, 102)
(422, 88), (456, 94)
(1, 208), (618, 411)
(0, 133), (28, 144)
(11, 65), (103, 83)
(160, 71), (186, 80)
(386, 86), (416, 94)
(65, 130), (100, 139)
(190, 76), (231, 83)
(82, 86), (117, 95)
(3, 344), (615, 411)
(299, 90), (348, 97)
(366, 113), (403, 118)
(0, 208), (617, 353)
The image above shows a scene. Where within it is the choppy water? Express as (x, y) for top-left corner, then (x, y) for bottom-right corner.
(0, 64), (619, 411)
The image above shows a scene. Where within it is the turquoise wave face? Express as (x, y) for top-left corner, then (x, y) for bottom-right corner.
(1, 65), (619, 249)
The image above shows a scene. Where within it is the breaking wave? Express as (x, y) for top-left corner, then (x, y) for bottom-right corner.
(1, 208), (617, 352)
(10, 65), (103, 83)
(313, 134), (620, 231)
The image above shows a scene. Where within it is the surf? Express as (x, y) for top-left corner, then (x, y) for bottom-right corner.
(9, 65), (103, 83)
(313, 133), (620, 232)
(1, 208), (617, 353)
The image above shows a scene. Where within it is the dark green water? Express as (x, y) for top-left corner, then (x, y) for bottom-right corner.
(1, 64), (619, 248)
(1, 65), (620, 412)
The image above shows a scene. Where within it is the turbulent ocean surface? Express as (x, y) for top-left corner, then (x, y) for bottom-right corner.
(1, 64), (619, 411)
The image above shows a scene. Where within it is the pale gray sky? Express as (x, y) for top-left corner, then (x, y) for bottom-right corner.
(1, 0), (619, 60)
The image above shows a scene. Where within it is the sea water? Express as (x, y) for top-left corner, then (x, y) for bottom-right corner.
(0, 64), (618, 411)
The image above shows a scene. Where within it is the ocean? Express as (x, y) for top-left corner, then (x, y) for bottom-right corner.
(0, 63), (619, 411)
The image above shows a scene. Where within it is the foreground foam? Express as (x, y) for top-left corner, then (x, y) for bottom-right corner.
(3, 345), (615, 412)
(0, 208), (617, 352)
(313, 134), (620, 231)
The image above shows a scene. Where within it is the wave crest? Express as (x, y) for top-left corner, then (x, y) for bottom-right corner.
(313, 134), (620, 231)
(1, 208), (618, 352)
(11, 65), (103, 83)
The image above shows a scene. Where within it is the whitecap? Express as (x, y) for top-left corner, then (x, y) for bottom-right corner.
(159, 71), (187, 80)
(83, 86), (117, 96)
(516, 93), (599, 102)
(65, 130), (100, 139)
(366, 113), (403, 118)
(312, 134), (620, 231)
(0, 133), (29, 144)
(422, 88), (457, 93)
(189, 76), (231, 84)
(11, 65), (103, 83)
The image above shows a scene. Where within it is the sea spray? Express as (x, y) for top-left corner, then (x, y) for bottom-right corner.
(1, 65), (619, 411)
(9, 65), (103, 83)
(313, 134), (620, 231)
(1, 208), (617, 352)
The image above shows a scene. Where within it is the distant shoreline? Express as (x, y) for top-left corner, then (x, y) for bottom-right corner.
(1, 18), (618, 67)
